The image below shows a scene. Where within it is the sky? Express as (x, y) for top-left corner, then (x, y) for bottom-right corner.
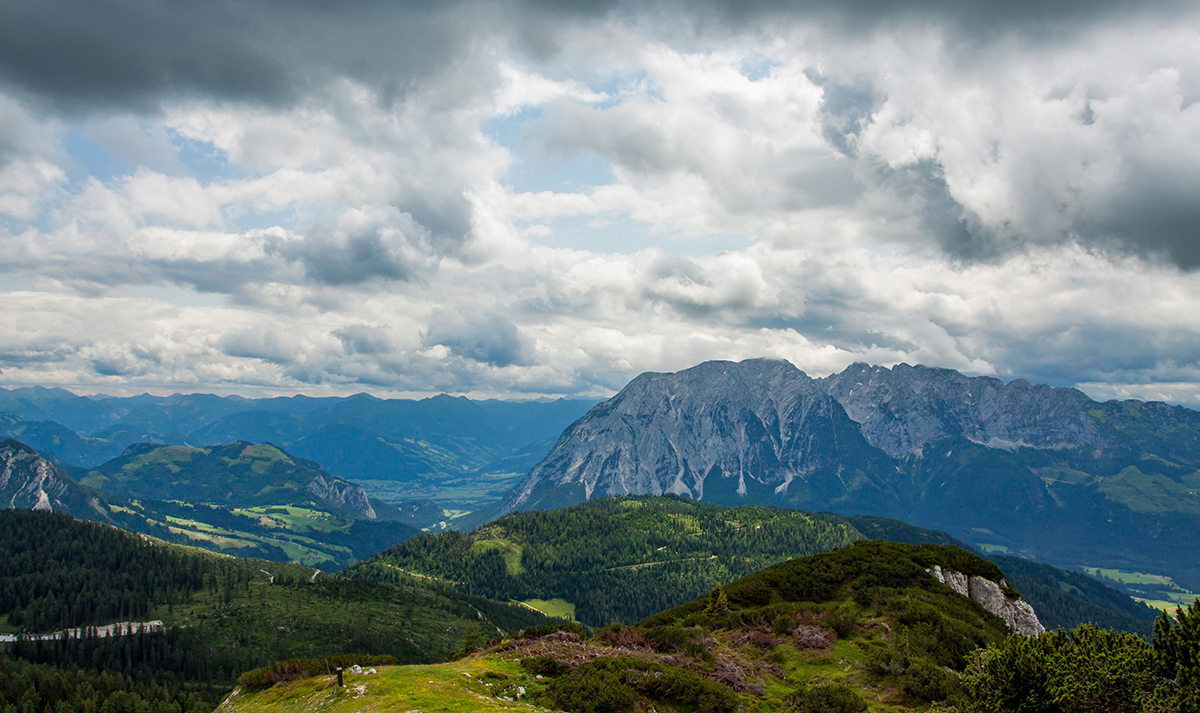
(0, 0), (1198, 404)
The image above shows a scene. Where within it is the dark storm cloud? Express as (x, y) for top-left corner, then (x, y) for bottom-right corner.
(4, 0), (1178, 113)
(0, 1), (291, 109)
(1088, 163), (1200, 270)
(680, 0), (1188, 38)
(424, 309), (532, 367)
(0, 0), (469, 110)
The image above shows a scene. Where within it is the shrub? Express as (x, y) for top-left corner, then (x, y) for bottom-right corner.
(549, 657), (738, 713)
(236, 654), (398, 689)
(548, 665), (637, 713)
(641, 625), (689, 653)
(902, 659), (959, 701)
(520, 655), (570, 676)
(793, 624), (836, 649)
(859, 646), (907, 676)
(787, 682), (868, 713)
(825, 610), (859, 639)
(595, 624), (649, 649)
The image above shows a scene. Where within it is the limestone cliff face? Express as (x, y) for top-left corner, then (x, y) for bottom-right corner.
(305, 474), (376, 520)
(819, 363), (1103, 458)
(927, 564), (1045, 636)
(501, 359), (891, 514)
(0, 439), (108, 517)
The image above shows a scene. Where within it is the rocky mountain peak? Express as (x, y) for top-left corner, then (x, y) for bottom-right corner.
(0, 439), (106, 517)
(818, 362), (1102, 458)
(500, 359), (889, 515)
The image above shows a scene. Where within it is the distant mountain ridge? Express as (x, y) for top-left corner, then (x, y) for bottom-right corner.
(0, 437), (422, 567)
(81, 441), (377, 519)
(497, 359), (1200, 589)
(0, 389), (598, 519)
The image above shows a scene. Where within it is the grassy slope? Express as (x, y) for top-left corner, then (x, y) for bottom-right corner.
(219, 658), (541, 713)
(222, 541), (1017, 713)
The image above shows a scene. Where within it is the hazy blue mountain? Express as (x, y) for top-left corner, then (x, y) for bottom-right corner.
(0, 386), (156, 433)
(0, 389), (598, 498)
(0, 412), (130, 467)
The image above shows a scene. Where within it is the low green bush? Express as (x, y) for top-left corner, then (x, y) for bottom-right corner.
(549, 657), (738, 713)
(520, 655), (570, 676)
(548, 665), (636, 713)
(859, 645), (908, 676)
(787, 682), (868, 713)
(902, 658), (960, 701)
(236, 654), (398, 689)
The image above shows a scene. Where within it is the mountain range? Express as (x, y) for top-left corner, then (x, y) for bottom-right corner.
(497, 358), (1200, 590)
(0, 388), (597, 517)
(6, 358), (1200, 593)
(0, 438), (419, 567)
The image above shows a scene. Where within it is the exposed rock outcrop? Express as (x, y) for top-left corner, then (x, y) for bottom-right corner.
(927, 564), (1045, 635)
(0, 439), (109, 517)
(306, 474), (376, 520)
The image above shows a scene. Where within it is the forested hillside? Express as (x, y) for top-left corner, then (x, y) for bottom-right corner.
(0, 510), (557, 712)
(350, 496), (1159, 635)
(348, 496), (866, 624)
(0, 510), (207, 632)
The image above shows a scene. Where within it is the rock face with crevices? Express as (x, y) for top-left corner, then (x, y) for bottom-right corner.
(0, 438), (110, 517)
(305, 474), (376, 520)
(927, 564), (1045, 635)
(500, 359), (893, 515)
(819, 363), (1103, 458)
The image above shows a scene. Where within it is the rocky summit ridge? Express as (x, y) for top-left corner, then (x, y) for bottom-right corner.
(819, 362), (1103, 458)
(502, 359), (893, 514)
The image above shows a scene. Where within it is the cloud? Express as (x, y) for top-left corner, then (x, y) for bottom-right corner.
(0, 0), (1199, 405)
(424, 309), (533, 367)
(218, 326), (300, 365)
(272, 207), (436, 285)
(333, 324), (394, 356)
